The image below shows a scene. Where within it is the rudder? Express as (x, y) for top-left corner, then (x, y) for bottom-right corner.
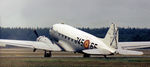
(103, 23), (118, 49)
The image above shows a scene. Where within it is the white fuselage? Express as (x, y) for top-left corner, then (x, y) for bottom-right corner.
(50, 24), (116, 53)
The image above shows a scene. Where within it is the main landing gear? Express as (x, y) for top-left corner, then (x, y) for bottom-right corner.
(83, 53), (90, 57)
(44, 50), (52, 57)
(104, 55), (107, 58)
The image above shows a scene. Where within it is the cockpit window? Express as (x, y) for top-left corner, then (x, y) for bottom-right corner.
(50, 26), (53, 30)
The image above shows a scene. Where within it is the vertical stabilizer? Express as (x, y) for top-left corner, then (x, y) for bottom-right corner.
(103, 23), (118, 49)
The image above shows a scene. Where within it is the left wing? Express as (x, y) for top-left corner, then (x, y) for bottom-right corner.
(0, 39), (62, 51)
(0, 43), (5, 47)
(119, 42), (150, 49)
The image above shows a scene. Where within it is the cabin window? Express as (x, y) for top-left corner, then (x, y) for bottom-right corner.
(68, 37), (70, 40)
(61, 34), (64, 37)
(65, 36), (67, 39)
(71, 39), (73, 41)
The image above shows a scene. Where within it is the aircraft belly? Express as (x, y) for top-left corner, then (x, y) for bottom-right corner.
(58, 40), (83, 52)
(58, 40), (75, 51)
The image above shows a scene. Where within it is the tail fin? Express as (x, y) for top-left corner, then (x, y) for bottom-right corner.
(102, 24), (143, 55)
(103, 23), (118, 49)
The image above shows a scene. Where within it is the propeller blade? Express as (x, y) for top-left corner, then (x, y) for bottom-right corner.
(34, 30), (39, 37)
(33, 48), (36, 52)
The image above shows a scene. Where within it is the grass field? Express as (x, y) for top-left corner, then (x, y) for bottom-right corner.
(0, 57), (150, 67)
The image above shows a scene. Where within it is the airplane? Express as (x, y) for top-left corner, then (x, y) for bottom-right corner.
(0, 23), (145, 57)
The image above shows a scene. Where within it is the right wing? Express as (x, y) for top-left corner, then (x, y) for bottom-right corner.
(0, 39), (62, 51)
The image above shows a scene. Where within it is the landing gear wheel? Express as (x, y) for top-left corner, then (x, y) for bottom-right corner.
(104, 55), (107, 59)
(83, 54), (90, 57)
(44, 51), (51, 57)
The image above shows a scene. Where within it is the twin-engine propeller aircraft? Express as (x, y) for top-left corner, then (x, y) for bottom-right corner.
(0, 23), (144, 57)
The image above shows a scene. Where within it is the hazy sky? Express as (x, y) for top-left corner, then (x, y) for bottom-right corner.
(0, 0), (150, 28)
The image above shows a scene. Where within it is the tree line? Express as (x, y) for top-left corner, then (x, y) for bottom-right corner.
(0, 27), (150, 42)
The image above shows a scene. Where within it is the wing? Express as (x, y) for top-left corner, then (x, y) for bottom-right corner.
(0, 43), (5, 47)
(82, 49), (111, 55)
(117, 44), (143, 55)
(119, 42), (150, 49)
(0, 39), (62, 51)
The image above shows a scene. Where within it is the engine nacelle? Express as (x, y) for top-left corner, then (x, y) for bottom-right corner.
(35, 36), (62, 51)
(36, 36), (52, 44)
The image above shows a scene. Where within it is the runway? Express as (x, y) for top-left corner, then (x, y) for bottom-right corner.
(0, 48), (150, 67)
(0, 48), (150, 58)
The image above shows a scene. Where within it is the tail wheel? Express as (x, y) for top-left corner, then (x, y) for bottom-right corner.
(44, 51), (51, 57)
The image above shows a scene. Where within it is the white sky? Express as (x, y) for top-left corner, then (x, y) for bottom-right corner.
(0, 0), (150, 28)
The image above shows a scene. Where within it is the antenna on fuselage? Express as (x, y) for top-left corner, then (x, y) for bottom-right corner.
(34, 30), (39, 37)
(61, 22), (64, 24)
(56, 18), (65, 24)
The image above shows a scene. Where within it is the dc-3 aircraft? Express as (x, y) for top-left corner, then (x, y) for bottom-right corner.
(0, 23), (148, 57)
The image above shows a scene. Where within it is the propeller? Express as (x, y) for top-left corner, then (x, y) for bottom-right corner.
(33, 48), (37, 52)
(34, 30), (39, 37)
(33, 29), (39, 52)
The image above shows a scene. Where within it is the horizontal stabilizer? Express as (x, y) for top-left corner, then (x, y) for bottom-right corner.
(117, 49), (143, 55)
(82, 49), (111, 55)
(117, 43), (143, 55)
(119, 42), (150, 49)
